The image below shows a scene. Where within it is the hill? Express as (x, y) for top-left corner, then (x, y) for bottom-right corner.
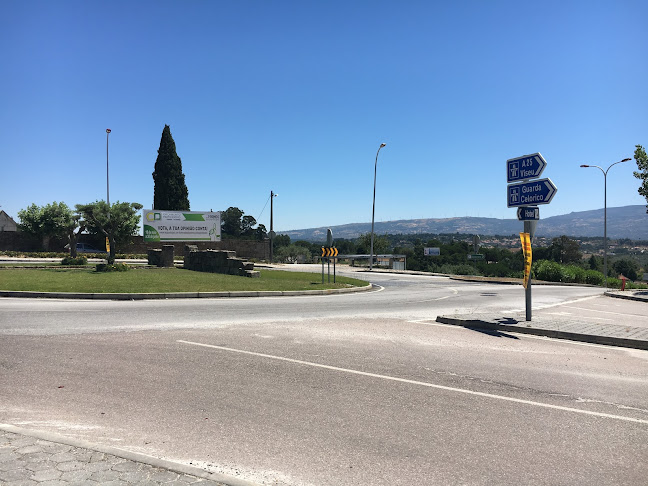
(282, 205), (648, 241)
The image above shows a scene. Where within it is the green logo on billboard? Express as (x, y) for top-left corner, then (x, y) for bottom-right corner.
(183, 214), (205, 221)
(144, 225), (161, 242)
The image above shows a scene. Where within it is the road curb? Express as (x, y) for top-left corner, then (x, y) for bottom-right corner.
(435, 315), (648, 351)
(605, 290), (648, 302)
(0, 423), (259, 486)
(0, 283), (376, 300)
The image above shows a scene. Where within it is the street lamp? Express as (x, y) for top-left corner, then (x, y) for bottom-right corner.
(106, 129), (111, 211)
(270, 190), (277, 263)
(370, 143), (387, 271)
(580, 157), (631, 288)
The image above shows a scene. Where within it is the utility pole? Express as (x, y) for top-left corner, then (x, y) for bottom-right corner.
(270, 190), (277, 263)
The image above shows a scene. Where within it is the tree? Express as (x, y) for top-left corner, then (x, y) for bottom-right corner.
(612, 258), (639, 281)
(220, 207), (266, 239)
(356, 233), (390, 255)
(633, 144), (648, 213)
(18, 202), (76, 251)
(550, 235), (582, 264)
(152, 125), (190, 210)
(221, 207), (244, 238)
(76, 201), (143, 264)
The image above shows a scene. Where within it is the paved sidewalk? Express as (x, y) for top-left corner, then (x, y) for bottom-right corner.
(0, 425), (256, 486)
(437, 288), (648, 351)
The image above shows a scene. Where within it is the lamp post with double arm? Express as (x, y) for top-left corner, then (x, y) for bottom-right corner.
(580, 157), (631, 288)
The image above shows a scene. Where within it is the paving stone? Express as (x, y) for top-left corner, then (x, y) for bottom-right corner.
(0, 468), (33, 482)
(119, 469), (152, 482)
(5, 480), (38, 486)
(36, 442), (72, 454)
(59, 469), (93, 482)
(0, 452), (21, 463)
(90, 468), (122, 481)
(0, 459), (28, 471)
(85, 460), (112, 472)
(89, 451), (106, 462)
(22, 452), (51, 463)
(29, 468), (62, 482)
(15, 445), (43, 454)
(49, 451), (77, 463)
(55, 460), (86, 472)
(9, 438), (38, 448)
(149, 469), (181, 482)
(112, 460), (142, 472)
(24, 460), (56, 472)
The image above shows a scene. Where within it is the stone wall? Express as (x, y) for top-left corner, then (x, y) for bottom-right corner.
(184, 247), (260, 277)
(0, 232), (270, 261)
(124, 237), (270, 261)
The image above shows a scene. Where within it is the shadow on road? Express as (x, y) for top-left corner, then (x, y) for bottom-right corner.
(466, 327), (520, 339)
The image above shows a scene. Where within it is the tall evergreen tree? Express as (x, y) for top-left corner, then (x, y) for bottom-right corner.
(152, 125), (190, 210)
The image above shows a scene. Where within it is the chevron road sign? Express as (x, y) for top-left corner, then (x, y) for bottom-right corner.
(507, 178), (557, 208)
(321, 247), (338, 257)
(507, 153), (547, 183)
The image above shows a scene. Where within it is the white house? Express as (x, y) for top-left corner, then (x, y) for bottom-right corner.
(0, 210), (17, 232)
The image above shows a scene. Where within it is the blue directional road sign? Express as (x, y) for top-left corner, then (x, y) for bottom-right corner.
(507, 153), (547, 183)
(507, 178), (557, 207)
(517, 206), (539, 220)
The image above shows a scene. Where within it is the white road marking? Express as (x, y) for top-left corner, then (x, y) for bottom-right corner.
(561, 305), (648, 319)
(178, 340), (648, 425)
(543, 313), (613, 322)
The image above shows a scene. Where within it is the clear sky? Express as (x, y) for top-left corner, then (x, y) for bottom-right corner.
(1, 0), (646, 232)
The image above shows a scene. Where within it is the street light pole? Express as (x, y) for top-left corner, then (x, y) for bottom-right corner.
(270, 190), (277, 263)
(370, 143), (387, 271)
(106, 129), (111, 210)
(580, 157), (631, 288)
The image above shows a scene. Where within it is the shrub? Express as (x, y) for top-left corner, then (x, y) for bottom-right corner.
(534, 260), (563, 282)
(562, 265), (586, 284)
(584, 270), (604, 286)
(96, 263), (130, 272)
(61, 256), (88, 266)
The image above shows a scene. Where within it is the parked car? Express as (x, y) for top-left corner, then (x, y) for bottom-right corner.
(64, 243), (108, 254)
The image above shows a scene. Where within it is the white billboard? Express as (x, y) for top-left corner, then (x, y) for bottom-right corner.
(143, 209), (221, 242)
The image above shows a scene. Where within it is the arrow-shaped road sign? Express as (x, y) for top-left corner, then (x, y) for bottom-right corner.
(507, 153), (547, 183)
(507, 178), (557, 208)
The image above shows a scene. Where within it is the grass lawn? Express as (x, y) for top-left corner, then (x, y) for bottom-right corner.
(0, 267), (368, 293)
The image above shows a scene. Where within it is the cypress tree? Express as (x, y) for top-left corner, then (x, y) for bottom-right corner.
(152, 125), (190, 210)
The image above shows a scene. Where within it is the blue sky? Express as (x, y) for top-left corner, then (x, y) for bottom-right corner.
(1, 0), (646, 232)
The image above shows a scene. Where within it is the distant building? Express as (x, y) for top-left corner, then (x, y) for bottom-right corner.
(0, 210), (17, 232)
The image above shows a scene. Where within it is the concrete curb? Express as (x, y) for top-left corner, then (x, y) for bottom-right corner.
(0, 283), (376, 300)
(0, 423), (259, 486)
(435, 315), (648, 351)
(605, 290), (648, 302)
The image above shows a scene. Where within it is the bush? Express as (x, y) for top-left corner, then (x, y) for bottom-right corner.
(534, 260), (563, 282)
(61, 256), (87, 266)
(562, 265), (586, 284)
(96, 263), (130, 272)
(584, 270), (604, 286)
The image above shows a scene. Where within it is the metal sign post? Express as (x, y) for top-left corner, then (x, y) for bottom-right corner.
(507, 152), (557, 323)
(522, 225), (532, 321)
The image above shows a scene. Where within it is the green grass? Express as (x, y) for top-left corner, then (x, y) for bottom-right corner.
(0, 267), (367, 293)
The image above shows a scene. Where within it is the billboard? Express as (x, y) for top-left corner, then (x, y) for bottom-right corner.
(143, 209), (221, 242)
(424, 247), (440, 256)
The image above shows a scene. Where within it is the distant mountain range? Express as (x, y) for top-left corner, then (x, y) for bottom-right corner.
(282, 205), (648, 241)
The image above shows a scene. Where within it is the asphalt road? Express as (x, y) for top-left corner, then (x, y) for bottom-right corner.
(1, 268), (646, 485)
